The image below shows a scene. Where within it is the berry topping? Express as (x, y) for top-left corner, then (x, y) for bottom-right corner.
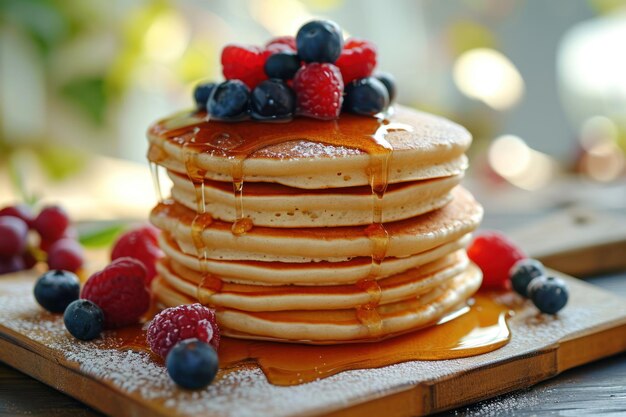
(296, 20), (343, 63)
(207, 80), (251, 120)
(34, 205), (70, 242)
(335, 39), (377, 83)
(343, 77), (390, 116)
(0, 256), (25, 275)
(81, 257), (150, 328)
(0, 216), (28, 257)
(467, 231), (526, 290)
(0, 204), (35, 227)
(510, 258), (545, 297)
(34, 270), (80, 313)
(250, 79), (296, 120)
(265, 36), (297, 53)
(375, 72), (397, 103)
(293, 63), (344, 120)
(111, 225), (163, 284)
(47, 238), (85, 273)
(166, 339), (218, 389)
(221, 44), (271, 89)
(264, 52), (301, 80)
(193, 82), (217, 111)
(528, 275), (569, 314)
(64, 299), (104, 341)
(147, 303), (220, 359)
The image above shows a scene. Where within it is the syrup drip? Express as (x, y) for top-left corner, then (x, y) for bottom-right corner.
(147, 144), (167, 203)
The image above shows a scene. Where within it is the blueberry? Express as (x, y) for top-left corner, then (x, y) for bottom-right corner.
(63, 299), (104, 341)
(296, 20), (343, 63)
(207, 80), (250, 120)
(528, 276), (569, 314)
(166, 339), (218, 389)
(250, 79), (296, 120)
(344, 77), (390, 115)
(510, 258), (545, 297)
(264, 52), (301, 80)
(34, 270), (80, 313)
(375, 72), (397, 103)
(193, 82), (217, 111)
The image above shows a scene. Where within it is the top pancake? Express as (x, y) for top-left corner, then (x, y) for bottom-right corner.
(147, 105), (471, 189)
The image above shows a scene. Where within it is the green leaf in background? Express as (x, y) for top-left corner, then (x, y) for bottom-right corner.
(79, 224), (126, 248)
(7, 153), (38, 206)
(36, 145), (86, 181)
(60, 76), (108, 126)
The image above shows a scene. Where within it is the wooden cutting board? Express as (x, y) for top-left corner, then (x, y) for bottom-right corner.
(1, 268), (626, 417)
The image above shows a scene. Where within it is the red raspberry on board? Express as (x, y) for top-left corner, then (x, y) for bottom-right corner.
(467, 231), (526, 290)
(111, 225), (163, 284)
(221, 44), (272, 89)
(0, 204), (35, 228)
(81, 257), (150, 328)
(335, 38), (377, 83)
(293, 63), (344, 120)
(34, 205), (70, 242)
(265, 36), (297, 53)
(147, 303), (220, 359)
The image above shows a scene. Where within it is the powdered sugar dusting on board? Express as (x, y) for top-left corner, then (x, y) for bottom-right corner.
(1, 274), (625, 417)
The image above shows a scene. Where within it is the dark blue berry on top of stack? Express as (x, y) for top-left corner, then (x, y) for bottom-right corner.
(166, 338), (219, 389)
(375, 72), (397, 103)
(34, 270), (80, 313)
(343, 77), (390, 115)
(193, 82), (217, 111)
(207, 80), (250, 120)
(296, 20), (343, 63)
(510, 258), (545, 297)
(250, 79), (296, 120)
(64, 299), (104, 341)
(264, 52), (301, 80)
(528, 275), (569, 314)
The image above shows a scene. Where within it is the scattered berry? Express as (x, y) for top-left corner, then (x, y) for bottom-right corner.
(528, 276), (569, 314)
(296, 20), (343, 63)
(33, 270), (80, 313)
(293, 63), (344, 120)
(343, 77), (389, 115)
(47, 238), (84, 273)
(147, 303), (220, 359)
(335, 38), (377, 83)
(0, 204), (35, 227)
(510, 258), (545, 297)
(264, 52), (301, 80)
(81, 257), (150, 328)
(34, 205), (70, 242)
(250, 79), (296, 120)
(375, 72), (397, 102)
(221, 44), (271, 89)
(0, 216), (28, 257)
(22, 249), (38, 270)
(265, 36), (297, 53)
(111, 226), (163, 284)
(0, 256), (25, 275)
(467, 231), (526, 290)
(207, 80), (251, 120)
(64, 299), (104, 341)
(166, 339), (218, 389)
(193, 82), (217, 111)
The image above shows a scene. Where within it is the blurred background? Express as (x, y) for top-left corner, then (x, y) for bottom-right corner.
(1, 0), (625, 226)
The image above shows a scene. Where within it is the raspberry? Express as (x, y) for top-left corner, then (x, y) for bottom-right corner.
(265, 36), (297, 53)
(147, 304), (220, 359)
(81, 257), (150, 328)
(111, 225), (163, 284)
(335, 39), (377, 83)
(467, 231), (526, 290)
(221, 44), (271, 89)
(0, 204), (35, 228)
(47, 238), (84, 273)
(34, 205), (70, 242)
(293, 63), (344, 120)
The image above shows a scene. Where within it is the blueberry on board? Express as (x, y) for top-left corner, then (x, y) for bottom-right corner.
(264, 52), (301, 80)
(207, 80), (250, 120)
(34, 269), (80, 313)
(193, 82), (217, 111)
(528, 275), (569, 314)
(296, 20), (343, 63)
(510, 258), (545, 297)
(63, 299), (104, 341)
(166, 339), (219, 389)
(250, 79), (296, 120)
(343, 77), (390, 115)
(375, 72), (397, 103)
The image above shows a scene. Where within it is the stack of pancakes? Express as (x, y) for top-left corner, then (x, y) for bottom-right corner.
(147, 105), (483, 344)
